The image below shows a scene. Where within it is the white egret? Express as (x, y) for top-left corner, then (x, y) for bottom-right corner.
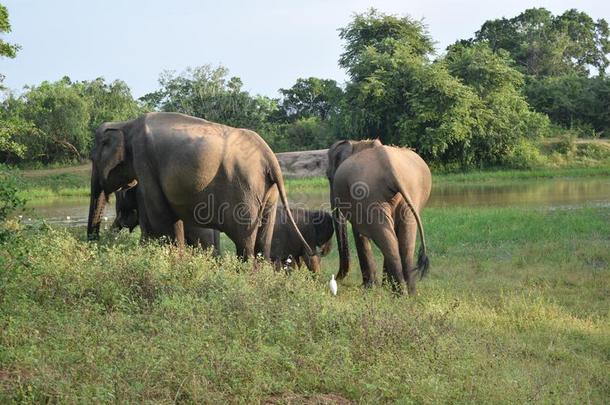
(329, 274), (337, 296)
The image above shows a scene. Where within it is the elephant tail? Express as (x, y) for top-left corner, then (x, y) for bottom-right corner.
(269, 164), (315, 257)
(393, 170), (429, 279)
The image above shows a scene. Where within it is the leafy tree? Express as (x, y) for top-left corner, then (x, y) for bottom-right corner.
(444, 42), (549, 165)
(339, 8), (434, 75)
(338, 10), (549, 167)
(0, 3), (19, 88)
(526, 74), (609, 134)
(0, 116), (40, 163)
(337, 9), (479, 164)
(76, 78), (142, 134)
(279, 77), (343, 121)
(19, 78), (91, 162)
(143, 65), (278, 132)
(474, 8), (610, 77)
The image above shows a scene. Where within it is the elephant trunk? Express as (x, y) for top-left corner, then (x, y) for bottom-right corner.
(330, 184), (350, 280)
(87, 164), (107, 240)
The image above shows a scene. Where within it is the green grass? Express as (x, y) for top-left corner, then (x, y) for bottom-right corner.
(1, 204), (608, 402)
(18, 169), (91, 202)
(284, 165), (610, 194)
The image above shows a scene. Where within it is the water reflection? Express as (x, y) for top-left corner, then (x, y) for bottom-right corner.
(23, 177), (610, 226)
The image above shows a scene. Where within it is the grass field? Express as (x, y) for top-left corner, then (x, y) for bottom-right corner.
(1, 201), (608, 402)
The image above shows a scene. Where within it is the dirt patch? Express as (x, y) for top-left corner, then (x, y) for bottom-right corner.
(22, 163), (90, 178)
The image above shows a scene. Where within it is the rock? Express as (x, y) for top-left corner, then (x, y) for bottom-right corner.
(275, 149), (328, 178)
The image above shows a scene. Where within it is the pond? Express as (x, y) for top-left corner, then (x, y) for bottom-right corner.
(23, 177), (610, 227)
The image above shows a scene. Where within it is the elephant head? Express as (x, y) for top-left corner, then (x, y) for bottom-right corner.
(87, 122), (136, 240)
(112, 186), (139, 232)
(326, 139), (382, 278)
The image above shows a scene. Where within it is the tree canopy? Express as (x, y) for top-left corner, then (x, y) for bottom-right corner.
(0, 6), (608, 168)
(473, 8), (610, 77)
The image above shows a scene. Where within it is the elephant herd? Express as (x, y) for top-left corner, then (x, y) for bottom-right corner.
(88, 112), (431, 295)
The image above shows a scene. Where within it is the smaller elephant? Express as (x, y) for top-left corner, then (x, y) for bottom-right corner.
(270, 207), (334, 273)
(113, 186), (220, 255)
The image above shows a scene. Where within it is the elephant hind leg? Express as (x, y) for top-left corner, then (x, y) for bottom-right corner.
(368, 224), (407, 295)
(254, 187), (279, 260)
(396, 207), (418, 295)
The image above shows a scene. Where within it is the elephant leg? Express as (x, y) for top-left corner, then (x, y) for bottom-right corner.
(136, 187), (155, 240)
(397, 207), (418, 295)
(213, 230), (221, 256)
(369, 223), (406, 295)
(303, 254), (321, 273)
(254, 187), (279, 259)
(235, 229), (257, 261)
(136, 173), (183, 246)
(353, 229), (377, 287)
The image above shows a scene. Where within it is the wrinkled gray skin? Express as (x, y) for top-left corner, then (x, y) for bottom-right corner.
(327, 139), (431, 295)
(87, 112), (313, 260)
(270, 207), (334, 273)
(112, 186), (221, 255)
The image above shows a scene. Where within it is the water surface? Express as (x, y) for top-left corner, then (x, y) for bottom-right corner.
(23, 177), (610, 227)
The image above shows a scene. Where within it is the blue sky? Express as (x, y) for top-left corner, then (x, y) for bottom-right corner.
(2, 0), (609, 98)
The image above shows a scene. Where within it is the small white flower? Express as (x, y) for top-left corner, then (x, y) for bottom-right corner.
(18, 215), (23, 220)
(66, 216), (71, 221)
(103, 216), (108, 222)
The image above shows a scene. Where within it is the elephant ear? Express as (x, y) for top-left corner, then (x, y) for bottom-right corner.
(326, 140), (353, 180)
(98, 128), (125, 183)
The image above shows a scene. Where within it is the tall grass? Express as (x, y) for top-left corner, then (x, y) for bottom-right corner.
(1, 204), (608, 402)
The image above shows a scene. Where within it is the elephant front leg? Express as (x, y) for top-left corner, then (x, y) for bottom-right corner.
(135, 170), (183, 247)
(353, 229), (377, 287)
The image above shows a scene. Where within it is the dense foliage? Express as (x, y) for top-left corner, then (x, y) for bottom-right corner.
(0, 6), (609, 168)
(0, 77), (143, 163)
(468, 7), (610, 135)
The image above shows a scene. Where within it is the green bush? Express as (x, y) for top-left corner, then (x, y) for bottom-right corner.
(0, 165), (24, 222)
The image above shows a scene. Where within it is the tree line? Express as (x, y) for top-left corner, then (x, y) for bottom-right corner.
(1, 6), (609, 169)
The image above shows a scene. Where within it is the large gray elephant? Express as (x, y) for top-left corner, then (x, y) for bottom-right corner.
(327, 139), (431, 295)
(87, 112), (312, 260)
(112, 185), (221, 255)
(270, 207), (334, 273)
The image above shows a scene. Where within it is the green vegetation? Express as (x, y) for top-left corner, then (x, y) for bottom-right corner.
(2, 6), (610, 169)
(1, 203), (608, 402)
(1, 4), (609, 400)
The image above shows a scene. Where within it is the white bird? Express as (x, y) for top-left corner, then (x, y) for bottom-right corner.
(329, 274), (338, 296)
